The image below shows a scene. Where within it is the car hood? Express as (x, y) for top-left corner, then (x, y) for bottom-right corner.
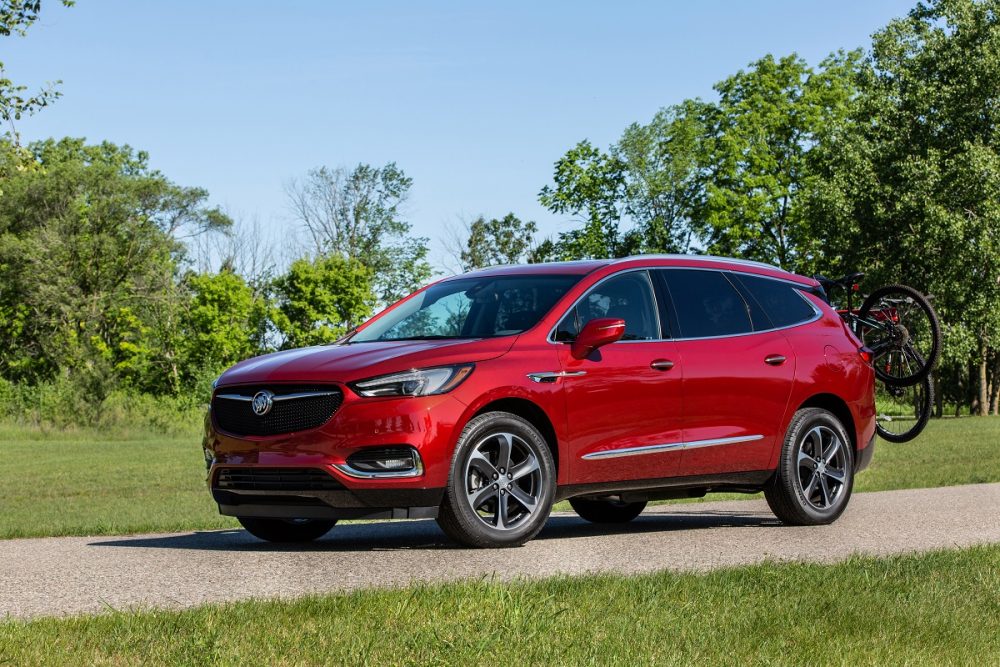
(216, 337), (517, 387)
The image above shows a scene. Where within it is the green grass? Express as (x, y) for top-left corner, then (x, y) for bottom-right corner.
(2, 545), (999, 665)
(2, 417), (998, 540)
(0, 423), (235, 539)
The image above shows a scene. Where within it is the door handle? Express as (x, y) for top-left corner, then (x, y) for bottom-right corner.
(650, 359), (675, 371)
(764, 354), (787, 366)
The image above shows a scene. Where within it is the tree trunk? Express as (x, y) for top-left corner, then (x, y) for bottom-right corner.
(970, 360), (979, 416)
(990, 350), (1000, 416)
(934, 373), (943, 419)
(978, 342), (989, 417)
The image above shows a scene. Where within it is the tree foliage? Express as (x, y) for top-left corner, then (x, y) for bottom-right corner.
(0, 1), (74, 144)
(286, 163), (431, 304)
(0, 139), (231, 396)
(270, 255), (376, 348)
(456, 213), (539, 271)
(808, 0), (1000, 414)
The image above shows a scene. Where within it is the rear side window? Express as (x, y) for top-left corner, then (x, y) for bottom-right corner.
(661, 269), (752, 338)
(736, 274), (817, 329)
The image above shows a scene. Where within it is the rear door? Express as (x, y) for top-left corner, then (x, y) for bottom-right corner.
(656, 269), (796, 476)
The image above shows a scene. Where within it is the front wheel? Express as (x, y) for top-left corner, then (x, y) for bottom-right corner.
(237, 517), (336, 543)
(765, 408), (854, 526)
(437, 412), (556, 548)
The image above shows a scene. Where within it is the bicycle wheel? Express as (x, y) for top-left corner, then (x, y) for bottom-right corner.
(859, 284), (941, 386)
(875, 374), (933, 443)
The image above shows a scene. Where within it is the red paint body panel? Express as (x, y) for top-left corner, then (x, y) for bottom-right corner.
(204, 255), (875, 512)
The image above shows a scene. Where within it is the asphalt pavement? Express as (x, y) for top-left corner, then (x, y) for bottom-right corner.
(2, 483), (998, 619)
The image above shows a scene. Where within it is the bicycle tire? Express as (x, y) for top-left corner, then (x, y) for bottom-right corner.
(859, 284), (942, 386)
(875, 374), (934, 443)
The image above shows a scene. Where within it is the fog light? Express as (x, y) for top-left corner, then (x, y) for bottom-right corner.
(336, 447), (423, 478)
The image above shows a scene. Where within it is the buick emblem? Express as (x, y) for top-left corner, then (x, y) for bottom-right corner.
(251, 390), (274, 416)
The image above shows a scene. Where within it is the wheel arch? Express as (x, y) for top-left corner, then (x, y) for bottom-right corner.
(471, 397), (560, 475)
(797, 393), (857, 453)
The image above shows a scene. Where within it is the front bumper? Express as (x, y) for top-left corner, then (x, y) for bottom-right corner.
(203, 390), (468, 519)
(211, 472), (444, 520)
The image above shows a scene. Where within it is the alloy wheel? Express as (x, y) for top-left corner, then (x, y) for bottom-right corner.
(795, 425), (848, 510)
(463, 431), (542, 531)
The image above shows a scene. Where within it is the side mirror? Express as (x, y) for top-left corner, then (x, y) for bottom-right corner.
(570, 318), (625, 360)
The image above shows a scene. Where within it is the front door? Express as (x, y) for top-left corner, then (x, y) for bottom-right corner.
(555, 270), (684, 485)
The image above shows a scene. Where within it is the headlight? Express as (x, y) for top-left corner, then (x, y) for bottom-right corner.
(211, 375), (222, 390)
(351, 364), (474, 397)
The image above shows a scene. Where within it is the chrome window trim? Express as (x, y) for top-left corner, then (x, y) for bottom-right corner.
(581, 434), (764, 460)
(547, 267), (667, 345)
(547, 265), (822, 347)
(658, 267), (822, 342)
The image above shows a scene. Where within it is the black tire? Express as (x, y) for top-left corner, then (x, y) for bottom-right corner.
(237, 517), (336, 543)
(859, 284), (941, 387)
(875, 374), (934, 443)
(436, 411), (556, 548)
(569, 497), (647, 524)
(765, 408), (855, 526)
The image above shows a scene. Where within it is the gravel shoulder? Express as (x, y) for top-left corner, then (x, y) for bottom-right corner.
(3, 483), (999, 619)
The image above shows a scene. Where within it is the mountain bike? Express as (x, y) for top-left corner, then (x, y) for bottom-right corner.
(815, 272), (942, 442)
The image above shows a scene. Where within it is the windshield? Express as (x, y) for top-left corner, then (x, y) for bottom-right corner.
(350, 274), (582, 342)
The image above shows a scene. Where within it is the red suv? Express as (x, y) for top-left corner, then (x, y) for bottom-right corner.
(204, 255), (876, 547)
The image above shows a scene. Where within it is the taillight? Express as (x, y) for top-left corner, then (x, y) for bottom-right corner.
(859, 346), (874, 365)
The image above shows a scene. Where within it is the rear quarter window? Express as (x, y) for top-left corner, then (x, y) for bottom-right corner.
(736, 274), (817, 329)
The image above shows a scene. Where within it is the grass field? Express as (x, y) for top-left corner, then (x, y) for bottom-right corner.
(1, 417), (998, 540)
(1, 545), (998, 664)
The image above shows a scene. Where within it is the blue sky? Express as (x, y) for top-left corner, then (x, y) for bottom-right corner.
(7, 0), (915, 272)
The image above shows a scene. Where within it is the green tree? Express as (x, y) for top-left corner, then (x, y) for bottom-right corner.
(0, 138), (229, 396)
(455, 213), (538, 271)
(286, 163), (432, 304)
(538, 140), (632, 259)
(700, 52), (861, 270)
(1, 1), (74, 146)
(271, 255), (376, 348)
(616, 99), (711, 254)
(177, 270), (269, 384)
(809, 0), (1000, 415)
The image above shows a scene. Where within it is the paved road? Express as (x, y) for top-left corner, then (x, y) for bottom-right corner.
(3, 483), (999, 619)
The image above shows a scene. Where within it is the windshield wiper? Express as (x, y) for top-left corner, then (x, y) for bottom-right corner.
(380, 335), (473, 341)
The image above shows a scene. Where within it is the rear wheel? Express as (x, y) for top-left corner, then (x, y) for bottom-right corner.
(765, 408), (854, 526)
(437, 412), (555, 548)
(569, 497), (647, 524)
(237, 517), (336, 543)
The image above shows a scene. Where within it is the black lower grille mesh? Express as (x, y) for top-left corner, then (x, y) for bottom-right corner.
(215, 467), (343, 491)
(212, 385), (343, 437)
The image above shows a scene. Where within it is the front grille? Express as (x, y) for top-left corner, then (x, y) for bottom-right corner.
(215, 467), (344, 491)
(212, 385), (343, 437)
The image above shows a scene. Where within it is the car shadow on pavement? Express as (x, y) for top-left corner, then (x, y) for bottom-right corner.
(88, 509), (777, 553)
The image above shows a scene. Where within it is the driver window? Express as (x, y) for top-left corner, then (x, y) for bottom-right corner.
(555, 271), (660, 341)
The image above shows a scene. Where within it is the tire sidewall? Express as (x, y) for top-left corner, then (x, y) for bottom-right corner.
(443, 412), (556, 546)
(784, 409), (855, 523)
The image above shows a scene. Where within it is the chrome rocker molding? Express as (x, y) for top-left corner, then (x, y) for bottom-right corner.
(582, 434), (764, 460)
